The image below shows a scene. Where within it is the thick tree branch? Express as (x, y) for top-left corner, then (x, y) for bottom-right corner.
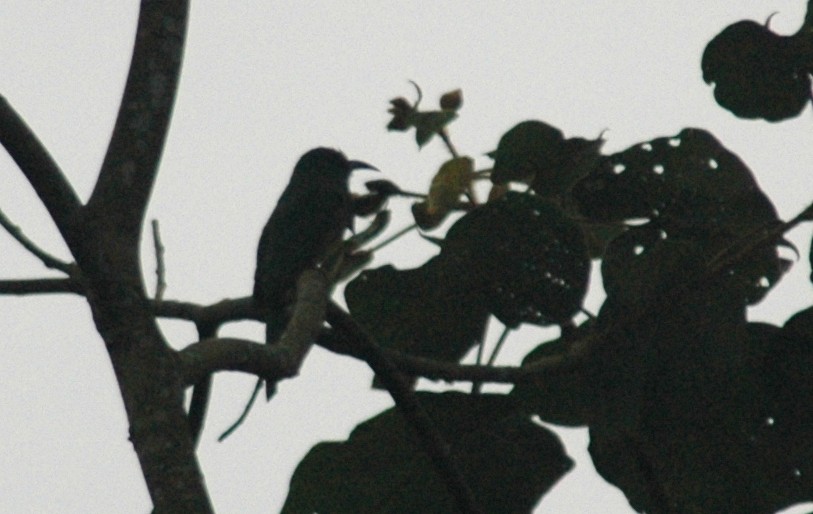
(65, 3), (209, 513)
(0, 96), (82, 237)
(179, 269), (331, 386)
(85, 0), (188, 238)
(180, 337), (284, 385)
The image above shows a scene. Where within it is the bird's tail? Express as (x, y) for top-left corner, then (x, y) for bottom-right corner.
(264, 310), (287, 400)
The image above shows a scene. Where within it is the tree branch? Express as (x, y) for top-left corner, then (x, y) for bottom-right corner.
(179, 337), (284, 385)
(325, 302), (484, 514)
(0, 278), (83, 295)
(179, 269), (331, 387)
(153, 296), (255, 325)
(66, 3), (209, 513)
(0, 206), (75, 273)
(85, 0), (189, 238)
(0, 96), (82, 237)
(187, 319), (221, 446)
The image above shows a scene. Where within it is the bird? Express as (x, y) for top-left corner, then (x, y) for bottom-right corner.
(253, 147), (376, 397)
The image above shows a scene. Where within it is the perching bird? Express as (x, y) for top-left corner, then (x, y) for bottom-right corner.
(254, 147), (377, 361)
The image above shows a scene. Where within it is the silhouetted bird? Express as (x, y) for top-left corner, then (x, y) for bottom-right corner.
(254, 148), (376, 380)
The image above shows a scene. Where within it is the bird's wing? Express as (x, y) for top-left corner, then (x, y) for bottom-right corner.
(253, 186), (351, 309)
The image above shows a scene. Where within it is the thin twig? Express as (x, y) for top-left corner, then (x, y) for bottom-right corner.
(470, 318), (489, 394)
(368, 223), (417, 253)
(217, 379), (263, 442)
(486, 325), (511, 366)
(438, 128), (459, 159)
(472, 324), (511, 395)
(0, 206), (74, 273)
(151, 219), (166, 302)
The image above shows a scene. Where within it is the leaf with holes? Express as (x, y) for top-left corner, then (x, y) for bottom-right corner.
(573, 128), (785, 304)
(439, 192), (590, 327)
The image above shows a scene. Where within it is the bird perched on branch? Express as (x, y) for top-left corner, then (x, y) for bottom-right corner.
(254, 147), (377, 363)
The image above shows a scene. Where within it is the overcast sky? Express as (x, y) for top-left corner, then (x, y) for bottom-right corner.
(1, 2), (812, 513)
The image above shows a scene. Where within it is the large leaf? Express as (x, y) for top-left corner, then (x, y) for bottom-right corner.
(573, 128), (785, 304)
(589, 314), (813, 514)
(701, 20), (812, 122)
(584, 233), (813, 512)
(282, 392), (573, 514)
(345, 259), (489, 362)
(489, 120), (603, 198)
(439, 192), (590, 327)
(510, 323), (597, 427)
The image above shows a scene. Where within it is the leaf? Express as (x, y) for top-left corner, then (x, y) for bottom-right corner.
(411, 157), (474, 229)
(345, 259), (489, 363)
(386, 97), (414, 131)
(439, 192), (590, 327)
(701, 20), (812, 121)
(413, 110), (457, 147)
(600, 231), (707, 307)
(489, 120), (604, 198)
(584, 233), (813, 512)
(589, 315), (813, 513)
(365, 179), (406, 197)
(489, 120), (565, 185)
(351, 193), (388, 217)
(282, 392), (573, 514)
(573, 127), (786, 304)
(386, 84), (462, 148)
(511, 324), (597, 426)
(529, 135), (605, 198)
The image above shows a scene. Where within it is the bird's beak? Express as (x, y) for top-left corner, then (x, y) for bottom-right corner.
(347, 160), (379, 172)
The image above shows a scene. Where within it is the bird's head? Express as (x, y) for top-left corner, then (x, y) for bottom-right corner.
(292, 147), (377, 186)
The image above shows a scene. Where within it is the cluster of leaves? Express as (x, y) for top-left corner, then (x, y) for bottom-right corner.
(702, 8), (813, 121)
(286, 73), (813, 512)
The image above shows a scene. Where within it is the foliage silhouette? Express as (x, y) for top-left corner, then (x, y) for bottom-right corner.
(283, 392), (572, 514)
(331, 98), (812, 512)
(2, 4), (813, 514)
(702, 5), (813, 121)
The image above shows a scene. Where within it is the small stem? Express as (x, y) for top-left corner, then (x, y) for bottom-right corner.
(438, 128), (459, 159)
(470, 317), (490, 394)
(368, 223), (418, 253)
(486, 325), (511, 367)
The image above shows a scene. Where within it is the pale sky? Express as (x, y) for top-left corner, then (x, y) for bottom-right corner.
(1, 2), (812, 513)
